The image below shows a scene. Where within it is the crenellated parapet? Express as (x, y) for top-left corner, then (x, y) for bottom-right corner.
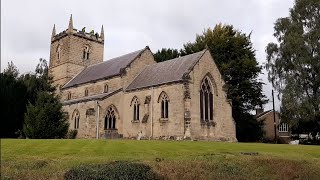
(51, 14), (104, 44)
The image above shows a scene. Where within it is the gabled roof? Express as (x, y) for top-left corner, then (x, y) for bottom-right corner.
(62, 88), (122, 105)
(63, 47), (149, 89)
(126, 49), (207, 91)
(255, 110), (279, 119)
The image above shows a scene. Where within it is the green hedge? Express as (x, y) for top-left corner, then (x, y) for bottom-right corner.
(64, 161), (163, 180)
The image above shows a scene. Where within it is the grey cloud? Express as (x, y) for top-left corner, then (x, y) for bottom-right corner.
(1, 0), (294, 110)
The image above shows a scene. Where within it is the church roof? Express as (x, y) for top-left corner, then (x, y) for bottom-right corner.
(63, 47), (149, 89)
(126, 49), (207, 91)
(62, 88), (122, 105)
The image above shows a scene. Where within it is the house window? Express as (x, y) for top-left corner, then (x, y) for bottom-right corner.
(84, 88), (88, 96)
(279, 123), (289, 132)
(83, 46), (90, 60)
(104, 84), (108, 93)
(200, 76), (214, 121)
(105, 106), (116, 129)
(158, 92), (169, 119)
(67, 92), (71, 100)
(72, 110), (80, 129)
(131, 96), (140, 121)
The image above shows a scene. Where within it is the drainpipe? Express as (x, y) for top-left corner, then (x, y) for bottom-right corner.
(96, 101), (100, 139)
(150, 87), (154, 139)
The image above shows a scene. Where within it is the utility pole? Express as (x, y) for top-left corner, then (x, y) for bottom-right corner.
(272, 89), (277, 144)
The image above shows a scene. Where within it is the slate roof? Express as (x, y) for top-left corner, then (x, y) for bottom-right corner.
(255, 110), (272, 119)
(62, 88), (122, 105)
(63, 47), (148, 89)
(126, 49), (207, 91)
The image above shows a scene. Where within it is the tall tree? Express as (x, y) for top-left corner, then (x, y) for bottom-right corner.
(0, 62), (27, 137)
(179, 24), (267, 141)
(154, 48), (180, 62)
(19, 58), (55, 105)
(3, 61), (19, 78)
(266, 0), (320, 133)
(23, 91), (69, 139)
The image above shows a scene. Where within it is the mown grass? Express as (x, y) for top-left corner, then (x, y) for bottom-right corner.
(1, 139), (320, 179)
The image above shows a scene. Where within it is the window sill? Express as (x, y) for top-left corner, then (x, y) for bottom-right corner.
(159, 118), (169, 122)
(200, 120), (216, 127)
(131, 120), (140, 123)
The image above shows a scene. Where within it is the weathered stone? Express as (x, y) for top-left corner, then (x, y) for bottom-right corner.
(49, 19), (237, 142)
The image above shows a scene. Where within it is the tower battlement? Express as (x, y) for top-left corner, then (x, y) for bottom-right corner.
(51, 15), (104, 44)
(52, 28), (104, 44)
(49, 15), (104, 88)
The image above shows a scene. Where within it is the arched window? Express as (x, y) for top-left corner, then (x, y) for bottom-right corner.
(83, 46), (90, 60)
(84, 88), (88, 96)
(158, 92), (169, 119)
(56, 45), (61, 60)
(105, 106), (116, 129)
(200, 76), (214, 121)
(104, 84), (108, 93)
(72, 110), (80, 129)
(131, 96), (140, 121)
(67, 92), (71, 100)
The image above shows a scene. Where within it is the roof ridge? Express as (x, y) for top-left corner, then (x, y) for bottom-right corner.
(86, 47), (147, 68)
(154, 49), (207, 65)
(63, 47), (149, 89)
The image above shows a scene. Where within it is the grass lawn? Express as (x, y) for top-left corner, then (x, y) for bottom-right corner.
(1, 139), (320, 179)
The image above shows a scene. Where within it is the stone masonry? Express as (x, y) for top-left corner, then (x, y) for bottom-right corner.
(49, 16), (237, 141)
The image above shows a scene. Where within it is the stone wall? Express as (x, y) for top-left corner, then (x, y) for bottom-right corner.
(123, 83), (185, 139)
(63, 100), (97, 138)
(60, 49), (236, 141)
(122, 48), (156, 89)
(49, 33), (104, 87)
(188, 51), (237, 141)
(62, 76), (122, 100)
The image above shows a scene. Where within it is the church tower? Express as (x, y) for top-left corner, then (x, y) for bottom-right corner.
(49, 15), (104, 88)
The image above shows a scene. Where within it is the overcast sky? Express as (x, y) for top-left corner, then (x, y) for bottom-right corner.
(1, 0), (294, 111)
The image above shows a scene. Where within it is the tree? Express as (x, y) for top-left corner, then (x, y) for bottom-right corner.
(0, 59), (66, 138)
(266, 0), (320, 134)
(23, 91), (69, 139)
(154, 48), (180, 62)
(0, 71), (27, 138)
(20, 58), (55, 105)
(156, 24), (267, 141)
(3, 61), (19, 78)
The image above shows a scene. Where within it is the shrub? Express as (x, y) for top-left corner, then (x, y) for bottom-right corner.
(66, 130), (78, 139)
(64, 161), (163, 180)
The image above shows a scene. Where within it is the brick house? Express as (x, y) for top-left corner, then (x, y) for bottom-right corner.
(256, 109), (291, 143)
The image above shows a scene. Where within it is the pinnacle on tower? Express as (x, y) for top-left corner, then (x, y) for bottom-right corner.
(67, 14), (73, 33)
(100, 25), (104, 40)
(52, 24), (56, 38)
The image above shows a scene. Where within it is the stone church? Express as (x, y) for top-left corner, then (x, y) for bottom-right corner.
(49, 16), (237, 141)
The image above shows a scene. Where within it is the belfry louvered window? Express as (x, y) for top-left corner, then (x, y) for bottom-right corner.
(83, 46), (90, 60)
